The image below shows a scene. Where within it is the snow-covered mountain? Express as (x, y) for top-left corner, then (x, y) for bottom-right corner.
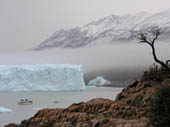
(34, 9), (170, 50)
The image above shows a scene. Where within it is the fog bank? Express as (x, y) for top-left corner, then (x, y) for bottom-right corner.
(0, 42), (169, 85)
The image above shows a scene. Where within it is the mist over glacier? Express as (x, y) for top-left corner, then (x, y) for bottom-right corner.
(1, 7), (170, 85)
(0, 41), (169, 85)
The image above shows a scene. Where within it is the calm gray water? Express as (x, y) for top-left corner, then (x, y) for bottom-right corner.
(0, 87), (122, 127)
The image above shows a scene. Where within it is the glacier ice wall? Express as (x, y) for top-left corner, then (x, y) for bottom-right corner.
(0, 64), (86, 92)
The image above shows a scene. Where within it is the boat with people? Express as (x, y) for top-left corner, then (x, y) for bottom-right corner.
(18, 98), (33, 105)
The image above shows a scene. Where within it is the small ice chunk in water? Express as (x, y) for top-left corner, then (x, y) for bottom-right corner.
(0, 107), (12, 113)
(88, 76), (111, 86)
(33, 107), (43, 111)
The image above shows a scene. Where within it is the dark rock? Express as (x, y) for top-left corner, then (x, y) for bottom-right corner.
(128, 80), (139, 88)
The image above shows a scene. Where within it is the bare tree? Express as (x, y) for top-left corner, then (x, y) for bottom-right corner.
(138, 30), (170, 71)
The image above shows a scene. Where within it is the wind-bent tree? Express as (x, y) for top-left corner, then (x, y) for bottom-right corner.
(138, 30), (170, 71)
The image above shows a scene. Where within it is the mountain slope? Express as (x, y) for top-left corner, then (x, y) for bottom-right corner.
(34, 9), (170, 50)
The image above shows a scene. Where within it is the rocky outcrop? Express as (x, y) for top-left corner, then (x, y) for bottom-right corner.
(6, 79), (169, 127)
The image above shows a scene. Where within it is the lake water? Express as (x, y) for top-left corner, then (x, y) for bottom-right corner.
(0, 87), (122, 127)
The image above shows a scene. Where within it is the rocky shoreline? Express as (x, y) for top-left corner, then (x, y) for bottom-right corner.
(6, 79), (169, 127)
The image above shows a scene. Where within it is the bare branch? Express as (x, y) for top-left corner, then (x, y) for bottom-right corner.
(137, 30), (170, 71)
(166, 60), (170, 65)
(138, 32), (152, 46)
(139, 41), (152, 46)
(152, 30), (160, 45)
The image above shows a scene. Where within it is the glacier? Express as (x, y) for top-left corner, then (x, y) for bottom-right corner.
(0, 64), (86, 92)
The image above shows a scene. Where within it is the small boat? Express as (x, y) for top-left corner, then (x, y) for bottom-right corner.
(18, 98), (33, 105)
(54, 101), (59, 104)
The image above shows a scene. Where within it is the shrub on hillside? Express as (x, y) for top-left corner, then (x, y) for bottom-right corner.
(40, 120), (54, 127)
(141, 64), (170, 82)
(149, 85), (170, 127)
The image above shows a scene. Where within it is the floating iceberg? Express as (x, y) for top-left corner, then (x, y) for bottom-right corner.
(0, 64), (85, 91)
(0, 107), (12, 113)
(87, 76), (111, 86)
(33, 107), (43, 111)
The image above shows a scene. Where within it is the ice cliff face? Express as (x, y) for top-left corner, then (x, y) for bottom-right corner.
(34, 9), (170, 50)
(0, 64), (85, 92)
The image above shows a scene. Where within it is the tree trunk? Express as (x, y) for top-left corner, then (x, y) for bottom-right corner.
(151, 45), (170, 71)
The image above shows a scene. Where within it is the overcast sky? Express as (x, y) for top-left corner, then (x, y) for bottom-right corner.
(0, 0), (170, 51)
